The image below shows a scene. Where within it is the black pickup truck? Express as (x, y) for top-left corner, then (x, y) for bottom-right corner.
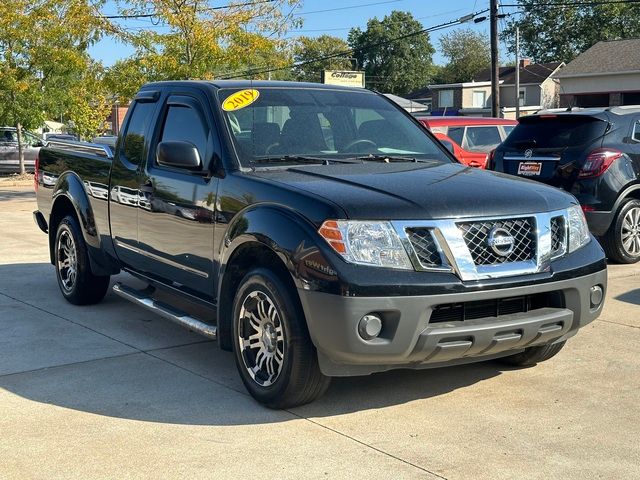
(34, 81), (607, 408)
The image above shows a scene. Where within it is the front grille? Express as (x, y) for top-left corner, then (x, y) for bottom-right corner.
(457, 217), (536, 265)
(406, 228), (441, 267)
(429, 291), (564, 323)
(550, 215), (566, 257)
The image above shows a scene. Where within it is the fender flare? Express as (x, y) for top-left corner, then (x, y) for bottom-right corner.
(613, 183), (640, 213)
(216, 204), (341, 349)
(49, 172), (115, 275)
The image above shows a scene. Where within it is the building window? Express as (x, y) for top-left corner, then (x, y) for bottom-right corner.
(472, 91), (486, 108)
(519, 89), (526, 106)
(439, 90), (454, 108)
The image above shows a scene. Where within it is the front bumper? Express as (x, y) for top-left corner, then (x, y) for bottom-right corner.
(298, 268), (607, 376)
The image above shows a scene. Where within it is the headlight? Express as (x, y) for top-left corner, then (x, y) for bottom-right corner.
(319, 220), (413, 270)
(567, 205), (591, 253)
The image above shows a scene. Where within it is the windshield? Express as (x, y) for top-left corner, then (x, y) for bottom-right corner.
(218, 87), (452, 166)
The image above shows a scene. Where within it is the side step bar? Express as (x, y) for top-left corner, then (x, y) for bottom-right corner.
(113, 283), (217, 340)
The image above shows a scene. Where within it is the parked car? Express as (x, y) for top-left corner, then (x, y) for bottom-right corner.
(43, 133), (78, 142)
(34, 81), (606, 408)
(415, 116), (517, 168)
(92, 135), (118, 148)
(0, 127), (43, 173)
(490, 107), (640, 264)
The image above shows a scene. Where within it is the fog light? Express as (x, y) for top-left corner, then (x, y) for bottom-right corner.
(590, 285), (604, 309)
(358, 314), (382, 340)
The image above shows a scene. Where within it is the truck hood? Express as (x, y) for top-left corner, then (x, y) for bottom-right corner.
(251, 162), (575, 220)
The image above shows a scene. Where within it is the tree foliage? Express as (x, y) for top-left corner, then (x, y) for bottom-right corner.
(348, 11), (435, 95)
(0, 0), (109, 172)
(437, 29), (490, 83)
(292, 35), (351, 82)
(106, 0), (301, 99)
(503, 0), (640, 63)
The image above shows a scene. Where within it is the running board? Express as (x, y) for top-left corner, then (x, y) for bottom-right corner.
(113, 283), (217, 340)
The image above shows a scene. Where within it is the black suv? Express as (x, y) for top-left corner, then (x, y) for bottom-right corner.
(490, 107), (640, 263)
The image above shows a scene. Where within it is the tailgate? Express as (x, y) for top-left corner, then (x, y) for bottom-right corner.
(497, 114), (608, 188)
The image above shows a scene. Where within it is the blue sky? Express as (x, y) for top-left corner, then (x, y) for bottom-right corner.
(90, 0), (513, 67)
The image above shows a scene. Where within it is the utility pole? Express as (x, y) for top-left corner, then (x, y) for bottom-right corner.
(490, 0), (500, 117)
(515, 26), (520, 119)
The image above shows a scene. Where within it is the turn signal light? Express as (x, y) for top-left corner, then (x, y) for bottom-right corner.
(319, 220), (346, 254)
(578, 149), (623, 179)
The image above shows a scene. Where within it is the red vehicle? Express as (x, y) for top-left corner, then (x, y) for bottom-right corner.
(416, 116), (517, 168)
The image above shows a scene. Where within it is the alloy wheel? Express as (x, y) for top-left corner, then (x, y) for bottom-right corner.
(621, 206), (640, 257)
(57, 229), (77, 293)
(237, 290), (285, 387)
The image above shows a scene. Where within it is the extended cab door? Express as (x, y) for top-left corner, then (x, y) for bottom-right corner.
(110, 94), (159, 267)
(136, 90), (219, 299)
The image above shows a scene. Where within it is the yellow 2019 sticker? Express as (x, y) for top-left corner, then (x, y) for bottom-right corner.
(222, 89), (260, 111)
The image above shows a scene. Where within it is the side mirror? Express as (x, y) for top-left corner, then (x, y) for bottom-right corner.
(34, 141), (45, 147)
(440, 139), (455, 155)
(156, 141), (201, 170)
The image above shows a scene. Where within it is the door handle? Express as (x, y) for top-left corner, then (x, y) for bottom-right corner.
(139, 181), (154, 193)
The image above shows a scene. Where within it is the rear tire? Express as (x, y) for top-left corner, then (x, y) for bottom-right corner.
(232, 268), (330, 408)
(498, 341), (566, 367)
(601, 199), (640, 264)
(54, 215), (110, 305)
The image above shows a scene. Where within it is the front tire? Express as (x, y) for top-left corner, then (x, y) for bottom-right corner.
(601, 199), (640, 264)
(232, 268), (330, 408)
(54, 215), (110, 305)
(498, 341), (566, 367)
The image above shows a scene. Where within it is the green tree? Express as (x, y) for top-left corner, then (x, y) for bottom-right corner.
(348, 11), (435, 95)
(503, 0), (640, 63)
(438, 29), (490, 83)
(0, 0), (108, 171)
(292, 35), (352, 82)
(106, 0), (301, 100)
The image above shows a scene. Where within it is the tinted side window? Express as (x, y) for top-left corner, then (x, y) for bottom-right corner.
(161, 105), (208, 160)
(464, 126), (502, 152)
(633, 120), (640, 142)
(447, 127), (464, 146)
(122, 101), (155, 166)
(1, 129), (16, 143)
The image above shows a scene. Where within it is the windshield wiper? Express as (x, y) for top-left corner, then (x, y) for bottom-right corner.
(350, 154), (420, 163)
(251, 155), (358, 166)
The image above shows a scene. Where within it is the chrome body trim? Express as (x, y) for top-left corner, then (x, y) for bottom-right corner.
(392, 208), (570, 281)
(114, 239), (210, 279)
(503, 155), (559, 162)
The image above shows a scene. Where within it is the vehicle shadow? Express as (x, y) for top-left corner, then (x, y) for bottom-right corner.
(614, 288), (640, 306)
(0, 262), (508, 426)
(0, 188), (35, 202)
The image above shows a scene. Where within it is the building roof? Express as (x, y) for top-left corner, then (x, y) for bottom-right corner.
(405, 86), (432, 100)
(555, 39), (640, 78)
(473, 62), (564, 85)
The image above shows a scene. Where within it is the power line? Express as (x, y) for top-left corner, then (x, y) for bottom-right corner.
(292, 0), (403, 16)
(100, 0), (276, 19)
(501, 0), (640, 7)
(219, 8), (490, 79)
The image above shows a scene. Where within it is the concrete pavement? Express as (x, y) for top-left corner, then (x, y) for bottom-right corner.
(1, 186), (639, 479)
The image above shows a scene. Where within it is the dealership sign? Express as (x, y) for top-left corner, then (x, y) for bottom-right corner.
(322, 70), (366, 88)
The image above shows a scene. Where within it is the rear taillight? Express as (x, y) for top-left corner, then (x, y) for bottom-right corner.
(34, 151), (39, 191)
(578, 148), (623, 179)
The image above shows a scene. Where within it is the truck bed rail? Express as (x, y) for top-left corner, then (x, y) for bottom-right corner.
(45, 139), (114, 160)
